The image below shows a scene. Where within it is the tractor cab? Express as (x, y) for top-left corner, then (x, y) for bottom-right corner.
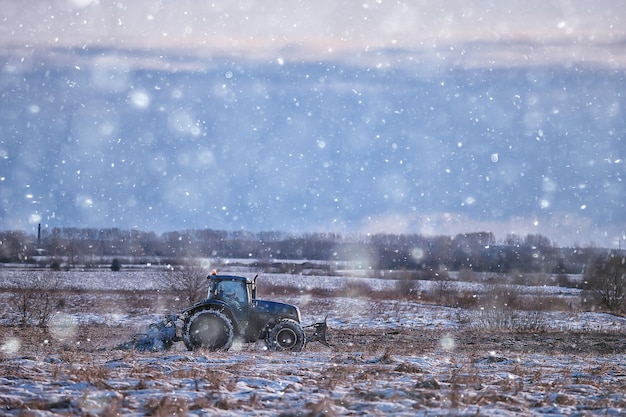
(207, 275), (256, 321)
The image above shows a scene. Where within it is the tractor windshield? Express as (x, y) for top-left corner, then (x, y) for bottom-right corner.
(215, 280), (246, 303)
(212, 278), (249, 319)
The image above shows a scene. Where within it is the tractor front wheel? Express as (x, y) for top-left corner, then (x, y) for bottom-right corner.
(266, 319), (305, 352)
(183, 309), (234, 351)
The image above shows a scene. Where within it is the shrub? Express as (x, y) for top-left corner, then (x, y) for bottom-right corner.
(339, 280), (375, 298)
(394, 277), (420, 299)
(9, 271), (66, 327)
(110, 258), (122, 272)
(461, 309), (546, 332)
(581, 253), (626, 313)
(453, 290), (480, 308)
(433, 273), (455, 304)
(483, 284), (524, 310)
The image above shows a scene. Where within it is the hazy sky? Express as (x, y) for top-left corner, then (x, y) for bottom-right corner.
(2, 0), (624, 66)
(1, 1), (625, 248)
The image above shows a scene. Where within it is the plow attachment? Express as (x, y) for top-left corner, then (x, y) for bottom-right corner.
(116, 315), (179, 352)
(304, 315), (332, 347)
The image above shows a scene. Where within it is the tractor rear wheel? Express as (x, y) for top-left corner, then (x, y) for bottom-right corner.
(266, 319), (305, 352)
(183, 309), (234, 351)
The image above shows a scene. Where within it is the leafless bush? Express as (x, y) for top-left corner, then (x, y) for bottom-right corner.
(9, 270), (66, 327)
(340, 280), (375, 298)
(433, 273), (455, 304)
(410, 268), (456, 305)
(453, 290), (480, 309)
(158, 260), (209, 307)
(458, 282), (546, 331)
(482, 284), (524, 310)
(581, 253), (626, 313)
(393, 277), (420, 300)
(461, 309), (546, 332)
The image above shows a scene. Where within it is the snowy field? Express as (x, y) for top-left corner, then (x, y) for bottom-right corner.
(1, 269), (625, 416)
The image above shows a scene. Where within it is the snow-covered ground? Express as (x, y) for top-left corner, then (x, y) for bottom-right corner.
(2, 346), (624, 416)
(1, 269), (625, 416)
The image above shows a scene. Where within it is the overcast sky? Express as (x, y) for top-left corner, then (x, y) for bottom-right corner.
(1, 1), (625, 248)
(2, 0), (624, 66)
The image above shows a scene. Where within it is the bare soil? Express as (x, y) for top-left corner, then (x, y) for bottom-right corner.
(3, 322), (624, 358)
(332, 327), (626, 356)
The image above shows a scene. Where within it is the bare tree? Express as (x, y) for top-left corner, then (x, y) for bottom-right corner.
(582, 253), (626, 313)
(158, 260), (209, 307)
(433, 270), (455, 305)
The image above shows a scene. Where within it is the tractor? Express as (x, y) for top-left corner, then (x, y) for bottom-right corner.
(122, 274), (330, 352)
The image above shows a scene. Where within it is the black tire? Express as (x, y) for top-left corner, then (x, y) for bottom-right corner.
(265, 319), (306, 352)
(183, 309), (234, 351)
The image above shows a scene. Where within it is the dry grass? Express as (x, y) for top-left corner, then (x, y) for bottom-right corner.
(461, 309), (547, 332)
(145, 395), (190, 417)
(1, 325), (624, 415)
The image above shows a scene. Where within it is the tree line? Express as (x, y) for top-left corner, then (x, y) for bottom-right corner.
(0, 227), (609, 274)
